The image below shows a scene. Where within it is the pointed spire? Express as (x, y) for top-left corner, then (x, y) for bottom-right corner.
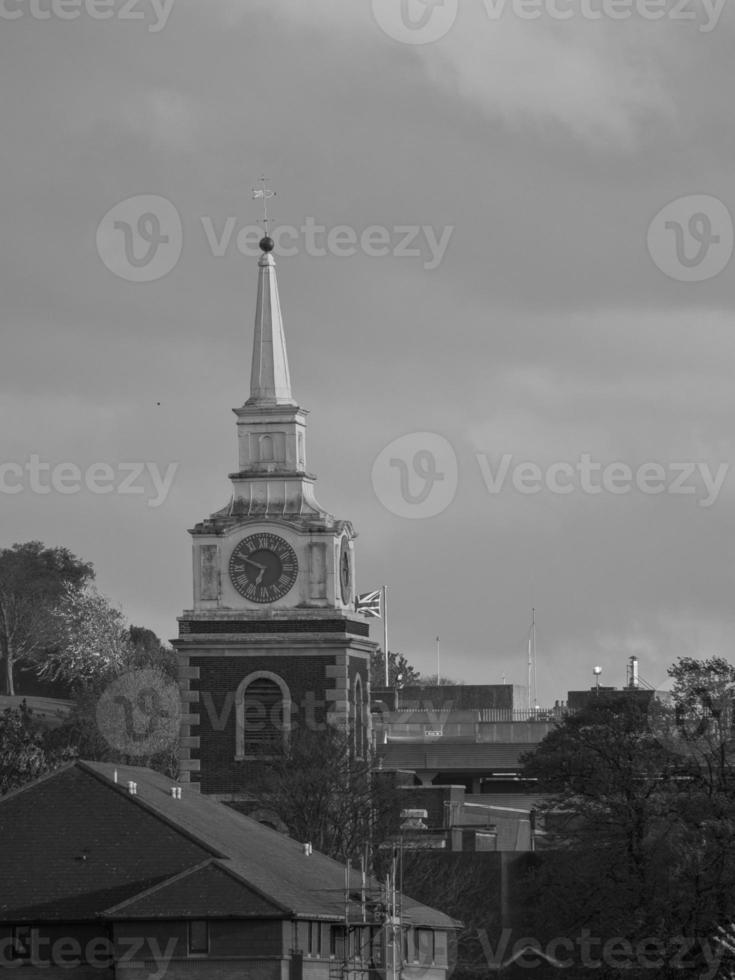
(246, 238), (295, 406)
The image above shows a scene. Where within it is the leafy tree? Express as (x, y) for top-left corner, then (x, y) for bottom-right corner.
(413, 673), (462, 687)
(662, 657), (735, 948)
(38, 587), (131, 686)
(521, 694), (682, 951)
(43, 614), (180, 778)
(0, 542), (93, 695)
(0, 705), (74, 796)
(370, 649), (421, 688)
(520, 665), (735, 979)
(400, 851), (499, 980)
(126, 626), (178, 678)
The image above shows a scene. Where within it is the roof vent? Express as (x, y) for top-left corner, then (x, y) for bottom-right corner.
(302, 842), (313, 856)
(128, 781), (137, 795)
(113, 769), (118, 784)
(171, 786), (182, 799)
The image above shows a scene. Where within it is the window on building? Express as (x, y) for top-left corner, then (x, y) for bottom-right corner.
(235, 672), (291, 758)
(354, 676), (365, 759)
(417, 929), (435, 965)
(307, 922), (323, 957)
(370, 926), (383, 965)
(259, 435), (274, 462)
(188, 920), (209, 955)
(403, 927), (414, 963)
(357, 926), (371, 963)
(330, 926), (345, 959)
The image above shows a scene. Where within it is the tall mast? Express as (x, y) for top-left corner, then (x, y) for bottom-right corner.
(527, 608), (537, 711)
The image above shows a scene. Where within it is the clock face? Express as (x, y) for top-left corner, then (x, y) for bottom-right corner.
(339, 536), (352, 604)
(229, 533), (298, 604)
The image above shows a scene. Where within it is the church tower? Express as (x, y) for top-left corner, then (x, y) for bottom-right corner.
(174, 235), (376, 796)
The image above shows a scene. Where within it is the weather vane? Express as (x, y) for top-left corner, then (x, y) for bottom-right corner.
(252, 175), (276, 237)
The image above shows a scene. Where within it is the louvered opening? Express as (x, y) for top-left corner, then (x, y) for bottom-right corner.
(242, 678), (284, 748)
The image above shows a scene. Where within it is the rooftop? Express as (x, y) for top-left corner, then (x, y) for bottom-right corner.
(0, 760), (456, 929)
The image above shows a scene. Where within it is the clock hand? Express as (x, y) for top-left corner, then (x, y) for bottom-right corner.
(255, 567), (266, 585)
(242, 557), (267, 572)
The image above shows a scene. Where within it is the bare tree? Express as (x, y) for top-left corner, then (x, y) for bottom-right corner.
(245, 725), (401, 865)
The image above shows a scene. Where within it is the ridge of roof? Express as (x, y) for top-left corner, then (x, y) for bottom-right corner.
(101, 858), (293, 918)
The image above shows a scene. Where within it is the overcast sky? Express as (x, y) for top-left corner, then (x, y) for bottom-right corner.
(2, 0), (735, 704)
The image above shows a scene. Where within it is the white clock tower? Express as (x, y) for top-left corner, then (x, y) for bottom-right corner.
(174, 235), (376, 796)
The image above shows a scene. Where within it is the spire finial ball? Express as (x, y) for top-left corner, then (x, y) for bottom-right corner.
(260, 236), (275, 253)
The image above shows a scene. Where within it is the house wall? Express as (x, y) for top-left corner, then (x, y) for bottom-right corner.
(112, 919), (286, 980)
(0, 923), (113, 977)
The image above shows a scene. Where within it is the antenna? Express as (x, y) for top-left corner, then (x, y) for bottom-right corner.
(527, 609), (538, 711)
(252, 175), (276, 236)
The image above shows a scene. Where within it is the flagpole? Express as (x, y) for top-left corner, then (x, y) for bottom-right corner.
(383, 585), (389, 687)
(436, 636), (440, 686)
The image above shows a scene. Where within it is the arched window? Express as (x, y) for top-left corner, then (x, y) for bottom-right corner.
(354, 674), (365, 759)
(235, 671), (291, 759)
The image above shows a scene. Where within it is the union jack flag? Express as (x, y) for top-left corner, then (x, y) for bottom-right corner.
(355, 589), (382, 618)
